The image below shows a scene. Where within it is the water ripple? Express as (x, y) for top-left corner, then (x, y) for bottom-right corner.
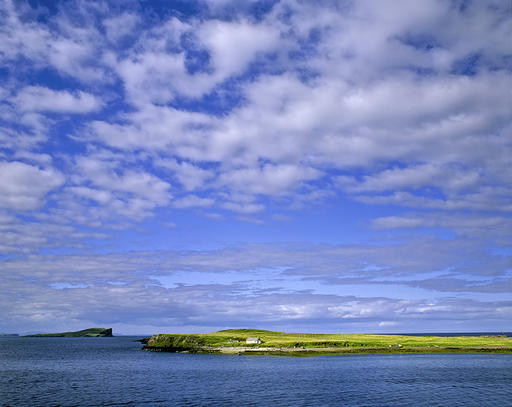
(1, 338), (511, 407)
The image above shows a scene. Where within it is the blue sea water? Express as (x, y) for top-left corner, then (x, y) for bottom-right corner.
(1, 337), (511, 406)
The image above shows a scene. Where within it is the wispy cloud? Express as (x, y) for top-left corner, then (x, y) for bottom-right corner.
(13, 86), (103, 114)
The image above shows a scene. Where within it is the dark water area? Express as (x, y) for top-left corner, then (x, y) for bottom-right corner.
(1, 337), (511, 406)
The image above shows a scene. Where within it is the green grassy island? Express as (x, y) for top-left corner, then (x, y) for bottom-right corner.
(142, 329), (512, 356)
(24, 328), (113, 337)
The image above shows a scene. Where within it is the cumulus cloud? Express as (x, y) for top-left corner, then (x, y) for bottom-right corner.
(73, 0), (511, 216)
(90, 105), (213, 150)
(68, 156), (172, 220)
(0, 0), (107, 81)
(198, 19), (281, 80)
(0, 161), (64, 210)
(156, 159), (215, 191)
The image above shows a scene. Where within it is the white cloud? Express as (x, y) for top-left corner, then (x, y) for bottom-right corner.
(103, 13), (139, 44)
(0, 0), (107, 82)
(13, 151), (53, 166)
(111, 18), (213, 105)
(1, 244), (510, 331)
(0, 0), (511, 333)
(68, 186), (113, 205)
(116, 51), (188, 105)
(356, 188), (512, 213)
(218, 164), (321, 196)
(68, 156), (172, 221)
(14, 86), (103, 114)
(91, 105), (212, 151)
(338, 163), (482, 194)
(156, 159), (215, 191)
(198, 19), (281, 80)
(173, 195), (215, 209)
(0, 213), (109, 254)
(110, 171), (170, 203)
(110, 16), (282, 106)
(1, 239), (508, 286)
(69, 1), (510, 215)
(0, 161), (64, 210)
(373, 213), (512, 238)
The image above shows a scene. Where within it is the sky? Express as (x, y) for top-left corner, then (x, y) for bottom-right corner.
(0, 0), (511, 335)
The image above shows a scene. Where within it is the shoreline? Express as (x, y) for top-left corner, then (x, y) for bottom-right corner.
(143, 345), (512, 356)
(141, 329), (512, 357)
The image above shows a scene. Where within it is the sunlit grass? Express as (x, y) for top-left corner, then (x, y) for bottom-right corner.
(145, 329), (512, 354)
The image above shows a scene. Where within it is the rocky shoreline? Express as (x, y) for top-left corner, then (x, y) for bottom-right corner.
(143, 343), (512, 356)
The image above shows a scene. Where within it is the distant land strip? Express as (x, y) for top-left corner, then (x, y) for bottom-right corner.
(142, 329), (512, 356)
(24, 328), (113, 337)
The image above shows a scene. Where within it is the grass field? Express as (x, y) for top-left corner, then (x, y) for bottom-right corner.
(143, 329), (512, 355)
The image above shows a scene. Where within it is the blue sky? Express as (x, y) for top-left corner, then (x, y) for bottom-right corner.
(1, 0), (511, 335)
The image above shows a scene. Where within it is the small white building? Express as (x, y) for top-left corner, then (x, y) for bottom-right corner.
(246, 337), (262, 344)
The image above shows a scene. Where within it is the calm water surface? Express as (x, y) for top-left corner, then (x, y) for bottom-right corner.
(1, 337), (511, 406)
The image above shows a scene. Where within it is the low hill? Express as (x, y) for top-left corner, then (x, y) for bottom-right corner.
(24, 328), (113, 337)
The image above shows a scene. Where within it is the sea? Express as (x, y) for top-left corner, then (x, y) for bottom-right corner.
(1, 336), (511, 407)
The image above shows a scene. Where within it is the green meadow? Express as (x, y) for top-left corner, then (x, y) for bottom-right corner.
(144, 329), (512, 355)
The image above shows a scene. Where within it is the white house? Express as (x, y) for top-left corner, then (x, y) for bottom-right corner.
(246, 337), (262, 344)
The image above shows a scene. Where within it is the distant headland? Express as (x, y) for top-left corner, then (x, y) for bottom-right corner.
(24, 328), (113, 337)
(142, 329), (512, 356)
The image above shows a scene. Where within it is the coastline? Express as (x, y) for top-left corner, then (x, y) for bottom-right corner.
(143, 345), (512, 356)
(141, 329), (512, 356)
